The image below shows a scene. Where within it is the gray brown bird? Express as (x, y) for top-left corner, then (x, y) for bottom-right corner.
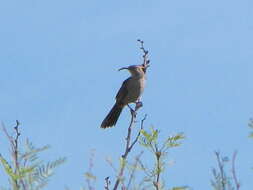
(101, 65), (146, 128)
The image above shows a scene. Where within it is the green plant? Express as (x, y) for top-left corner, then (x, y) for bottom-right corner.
(0, 121), (66, 190)
(139, 128), (186, 190)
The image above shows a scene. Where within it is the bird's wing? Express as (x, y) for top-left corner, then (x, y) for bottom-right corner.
(115, 77), (130, 104)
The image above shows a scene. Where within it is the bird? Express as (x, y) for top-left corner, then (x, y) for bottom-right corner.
(101, 65), (147, 128)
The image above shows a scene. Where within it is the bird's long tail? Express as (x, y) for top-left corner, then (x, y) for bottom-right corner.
(101, 103), (123, 128)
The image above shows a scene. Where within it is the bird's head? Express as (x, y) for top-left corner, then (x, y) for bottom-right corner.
(118, 65), (145, 77)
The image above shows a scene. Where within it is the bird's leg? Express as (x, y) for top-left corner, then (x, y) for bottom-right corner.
(135, 99), (143, 112)
(127, 104), (136, 117)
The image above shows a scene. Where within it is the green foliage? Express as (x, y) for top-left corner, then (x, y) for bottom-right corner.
(137, 128), (186, 190)
(0, 155), (16, 181)
(139, 128), (185, 154)
(139, 128), (159, 148)
(171, 187), (189, 190)
(0, 125), (66, 190)
(165, 134), (185, 148)
(32, 157), (66, 187)
(84, 172), (97, 180)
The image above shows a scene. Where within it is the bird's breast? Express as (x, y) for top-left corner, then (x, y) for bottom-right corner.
(124, 77), (145, 104)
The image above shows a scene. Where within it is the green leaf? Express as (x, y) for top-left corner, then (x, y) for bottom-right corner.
(139, 136), (150, 147)
(140, 129), (152, 141)
(140, 128), (159, 147)
(165, 133), (185, 148)
(150, 128), (159, 143)
(0, 155), (17, 180)
(84, 172), (96, 180)
(30, 157), (66, 188)
(171, 186), (189, 190)
(21, 139), (50, 162)
(19, 166), (34, 178)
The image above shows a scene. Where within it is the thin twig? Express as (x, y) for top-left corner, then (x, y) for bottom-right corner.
(137, 39), (150, 73)
(153, 146), (161, 190)
(214, 151), (226, 190)
(2, 121), (27, 190)
(126, 151), (144, 189)
(13, 120), (21, 173)
(106, 157), (118, 173)
(137, 39), (148, 60)
(232, 151), (240, 190)
(112, 112), (147, 190)
(85, 150), (96, 190)
(128, 114), (147, 151)
(155, 161), (160, 190)
(136, 159), (152, 178)
(104, 176), (110, 190)
(14, 121), (27, 190)
(112, 110), (136, 190)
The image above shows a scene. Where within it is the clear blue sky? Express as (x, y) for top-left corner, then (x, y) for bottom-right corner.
(0, 0), (253, 189)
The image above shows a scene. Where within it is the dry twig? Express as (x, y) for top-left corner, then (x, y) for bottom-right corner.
(232, 151), (240, 190)
(126, 151), (144, 189)
(112, 111), (147, 190)
(137, 39), (150, 73)
(2, 120), (27, 190)
(214, 151), (226, 190)
(104, 176), (111, 190)
(85, 150), (96, 190)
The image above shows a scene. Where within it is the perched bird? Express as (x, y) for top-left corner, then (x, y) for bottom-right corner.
(101, 65), (147, 128)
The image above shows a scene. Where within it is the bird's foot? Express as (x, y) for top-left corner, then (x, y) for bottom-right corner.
(135, 101), (143, 112)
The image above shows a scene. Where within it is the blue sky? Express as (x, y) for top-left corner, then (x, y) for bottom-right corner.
(0, 0), (253, 189)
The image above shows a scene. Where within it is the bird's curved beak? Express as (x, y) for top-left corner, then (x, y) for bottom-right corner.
(118, 67), (128, 71)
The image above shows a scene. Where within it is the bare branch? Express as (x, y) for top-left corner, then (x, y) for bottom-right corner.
(232, 151), (240, 190)
(126, 151), (144, 189)
(136, 159), (152, 178)
(128, 114), (147, 152)
(112, 109), (136, 190)
(214, 151), (226, 190)
(112, 111), (147, 190)
(104, 176), (111, 190)
(85, 150), (96, 190)
(106, 157), (118, 173)
(2, 120), (27, 190)
(13, 120), (21, 173)
(137, 39), (150, 73)
(154, 151), (161, 190)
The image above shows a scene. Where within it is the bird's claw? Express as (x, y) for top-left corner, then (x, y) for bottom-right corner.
(135, 101), (143, 111)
